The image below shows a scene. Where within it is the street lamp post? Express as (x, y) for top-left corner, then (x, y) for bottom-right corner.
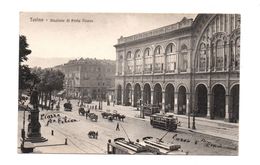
(192, 106), (196, 130)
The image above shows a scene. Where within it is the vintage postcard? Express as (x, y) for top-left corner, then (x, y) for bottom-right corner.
(18, 12), (239, 155)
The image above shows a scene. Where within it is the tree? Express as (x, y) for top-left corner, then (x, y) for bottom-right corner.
(19, 35), (36, 91)
(32, 68), (65, 109)
(19, 35), (32, 63)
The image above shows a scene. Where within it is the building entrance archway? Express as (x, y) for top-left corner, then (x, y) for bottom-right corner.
(117, 85), (122, 105)
(195, 84), (208, 117)
(143, 84), (151, 104)
(125, 84), (132, 106)
(165, 84), (174, 113)
(133, 83), (141, 107)
(230, 84), (239, 123)
(212, 84), (226, 119)
(178, 86), (186, 115)
(153, 84), (162, 108)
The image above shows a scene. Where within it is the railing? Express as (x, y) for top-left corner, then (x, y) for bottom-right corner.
(134, 71), (142, 74)
(143, 70), (152, 74)
(166, 70), (175, 73)
(154, 70), (163, 73)
(117, 19), (192, 44)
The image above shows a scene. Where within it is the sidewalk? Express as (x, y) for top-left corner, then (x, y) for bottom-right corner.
(96, 102), (239, 142)
(17, 109), (84, 154)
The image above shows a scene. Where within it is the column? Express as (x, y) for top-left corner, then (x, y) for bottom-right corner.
(142, 56), (145, 75)
(214, 46), (217, 71)
(176, 52), (179, 73)
(151, 90), (154, 105)
(141, 90), (144, 102)
(228, 14), (231, 34)
(225, 94), (230, 121)
(116, 53), (119, 76)
(122, 53), (125, 76)
(186, 93), (190, 115)
(131, 89), (134, 107)
(163, 53), (166, 73)
(207, 93), (212, 118)
(161, 91), (165, 114)
(174, 92), (178, 114)
(187, 51), (191, 73)
(223, 42), (225, 71)
(152, 54), (155, 74)
(121, 89), (124, 105)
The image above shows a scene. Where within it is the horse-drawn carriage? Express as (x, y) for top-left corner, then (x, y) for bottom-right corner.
(101, 110), (125, 122)
(64, 102), (72, 111)
(78, 107), (86, 116)
(86, 112), (98, 122)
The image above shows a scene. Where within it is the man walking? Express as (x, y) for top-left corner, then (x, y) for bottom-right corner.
(116, 122), (120, 131)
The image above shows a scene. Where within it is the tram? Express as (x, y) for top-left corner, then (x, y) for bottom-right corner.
(150, 113), (180, 131)
(140, 136), (187, 155)
(107, 138), (154, 154)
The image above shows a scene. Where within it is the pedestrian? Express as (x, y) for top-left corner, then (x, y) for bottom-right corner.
(116, 122), (120, 131)
(51, 100), (54, 110)
(46, 120), (50, 126)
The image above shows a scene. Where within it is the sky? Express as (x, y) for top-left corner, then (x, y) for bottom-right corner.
(20, 12), (197, 68)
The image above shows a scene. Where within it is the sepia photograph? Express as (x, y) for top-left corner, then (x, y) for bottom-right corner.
(18, 12), (240, 155)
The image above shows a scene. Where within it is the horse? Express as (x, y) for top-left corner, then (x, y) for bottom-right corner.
(88, 131), (98, 139)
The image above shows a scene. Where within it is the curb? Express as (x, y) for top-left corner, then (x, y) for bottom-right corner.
(125, 112), (238, 142)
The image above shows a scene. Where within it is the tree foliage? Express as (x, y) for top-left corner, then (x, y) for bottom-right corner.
(33, 68), (65, 93)
(19, 35), (32, 63)
(31, 67), (65, 109)
(19, 35), (36, 90)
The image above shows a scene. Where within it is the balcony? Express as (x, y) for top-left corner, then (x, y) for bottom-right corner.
(144, 68), (152, 74)
(144, 70), (152, 74)
(154, 69), (163, 73)
(125, 70), (133, 75)
(134, 71), (142, 75)
(166, 70), (175, 73)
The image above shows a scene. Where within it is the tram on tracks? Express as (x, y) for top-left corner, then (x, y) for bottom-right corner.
(150, 113), (180, 131)
(107, 137), (187, 155)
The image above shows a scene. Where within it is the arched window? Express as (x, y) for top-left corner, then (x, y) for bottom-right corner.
(126, 51), (131, 59)
(199, 43), (206, 71)
(215, 40), (224, 71)
(235, 37), (240, 70)
(126, 51), (133, 74)
(166, 44), (173, 54)
(154, 46), (164, 73)
(144, 48), (150, 57)
(135, 49), (141, 58)
(118, 54), (123, 75)
(166, 43), (177, 72)
(144, 48), (152, 73)
(154, 46), (161, 55)
(134, 50), (142, 74)
(180, 44), (188, 72)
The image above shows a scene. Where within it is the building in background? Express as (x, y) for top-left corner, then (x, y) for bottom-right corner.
(55, 58), (115, 102)
(114, 14), (240, 123)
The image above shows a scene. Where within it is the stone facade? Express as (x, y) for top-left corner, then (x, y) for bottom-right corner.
(114, 14), (240, 123)
(56, 58), (115, 101)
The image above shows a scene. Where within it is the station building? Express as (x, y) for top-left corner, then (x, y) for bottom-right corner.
(56, 58), (115, 101)
(114, 14), (240, 123)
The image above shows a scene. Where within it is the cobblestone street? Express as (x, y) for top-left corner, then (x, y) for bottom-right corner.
(18, 99), (238, 155)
